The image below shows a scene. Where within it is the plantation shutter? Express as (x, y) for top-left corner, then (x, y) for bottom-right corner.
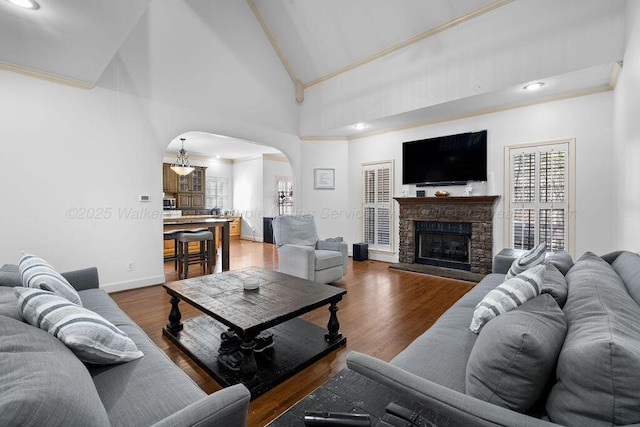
(508, 143), (569, 251)
(362, 161), (393, 251)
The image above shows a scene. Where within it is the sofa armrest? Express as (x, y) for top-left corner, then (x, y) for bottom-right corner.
(61, 267), (100, 291)
(317, 241), (349, 274)
(346, 352), (560, 427)
(277, 244), (315, 280)
(151, 384), (250, 427)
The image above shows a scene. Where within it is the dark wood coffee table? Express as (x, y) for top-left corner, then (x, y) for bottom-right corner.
(162, 267), (347, 398)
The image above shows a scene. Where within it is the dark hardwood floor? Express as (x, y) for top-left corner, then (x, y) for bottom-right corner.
(110, 239), (474, 426)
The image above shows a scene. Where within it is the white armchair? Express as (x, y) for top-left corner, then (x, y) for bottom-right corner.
(272, 215), (348, 284)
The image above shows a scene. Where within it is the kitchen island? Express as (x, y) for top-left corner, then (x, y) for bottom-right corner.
(163, 216), (234, 271)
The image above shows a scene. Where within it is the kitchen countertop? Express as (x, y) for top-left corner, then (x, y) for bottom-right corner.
(163, 216), (236, 225)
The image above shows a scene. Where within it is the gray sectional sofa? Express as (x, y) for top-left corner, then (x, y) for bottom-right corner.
(347, 250), (640, 426)
(0, 264), (250, 427)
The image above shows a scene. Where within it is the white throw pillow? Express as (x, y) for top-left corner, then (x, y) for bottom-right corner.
(19, 253), (82, 306)
(470, 264), (546, 333)
(15, 287), (143, 365)
(505, 242), (546, 279)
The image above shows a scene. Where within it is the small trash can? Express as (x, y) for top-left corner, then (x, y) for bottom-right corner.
(353, 243), (368, 261)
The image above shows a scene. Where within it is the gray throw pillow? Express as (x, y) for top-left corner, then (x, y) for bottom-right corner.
(15, 288), (143, 365)
(541, 263), (568, 308)
(466, 294), (567, 412)
(546, 252), (640, 426)
(0, 314), (110, 426)
(545, 250), (573, 275)
(505, 242), (546, 279)
(19, 253), (82, 306)
(470, 264), (545, 333)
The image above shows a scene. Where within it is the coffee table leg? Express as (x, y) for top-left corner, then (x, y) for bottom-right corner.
(325, 300), (342, 342)
(166, 295), (183, 333)
(239, 337), (258, 381)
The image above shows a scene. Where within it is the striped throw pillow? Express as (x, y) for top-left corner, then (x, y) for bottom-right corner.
(505, 242), (546, 279)
(19, 253), (82, 306)
(14, 288), (143, 364)
(470, 264), (546, 333)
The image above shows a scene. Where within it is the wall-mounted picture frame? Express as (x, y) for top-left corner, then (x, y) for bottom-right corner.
(314, 168), (335, 189)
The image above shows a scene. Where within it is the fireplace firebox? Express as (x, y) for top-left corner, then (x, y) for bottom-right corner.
(415, 221), (472, 271)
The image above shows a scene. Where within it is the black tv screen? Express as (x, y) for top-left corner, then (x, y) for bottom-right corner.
(402, 130), (487, 186)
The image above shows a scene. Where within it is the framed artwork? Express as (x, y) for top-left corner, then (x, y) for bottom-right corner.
(314, 168), (335, 189)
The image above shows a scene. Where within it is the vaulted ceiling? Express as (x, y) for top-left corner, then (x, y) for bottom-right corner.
(0, 0), (627, 143)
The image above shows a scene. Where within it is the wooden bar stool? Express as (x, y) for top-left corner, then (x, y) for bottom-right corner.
(163, 229), (184, 270)
(177, 230), (214, 279)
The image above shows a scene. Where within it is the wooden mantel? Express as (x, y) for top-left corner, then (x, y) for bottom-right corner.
(394, 195), (499, 205)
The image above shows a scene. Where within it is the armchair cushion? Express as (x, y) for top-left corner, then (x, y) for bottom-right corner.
(315, 250), (344, 270)
(273, 214), (318, 247)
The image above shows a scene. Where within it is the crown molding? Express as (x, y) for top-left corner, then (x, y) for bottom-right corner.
(609, 60), (623, 89)
(0, 60), (94, 90)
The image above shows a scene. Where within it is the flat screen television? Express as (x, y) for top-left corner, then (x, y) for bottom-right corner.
(402, 130), (487, 186)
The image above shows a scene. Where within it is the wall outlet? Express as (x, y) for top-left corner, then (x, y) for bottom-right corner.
(127, 261), (135, 271)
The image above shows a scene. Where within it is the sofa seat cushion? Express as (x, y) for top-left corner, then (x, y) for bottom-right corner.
(470, 264), (545, 333)
(0, 314), (110, 427)
(15, 288), (143, 364)
(314, 250), (344, 270)
(79, 289), (209, 427)
(19, 253), (82, 306)
(390, 274), (504, 392)
(466, 294), (567, 412)
(546, 252), (640, 426)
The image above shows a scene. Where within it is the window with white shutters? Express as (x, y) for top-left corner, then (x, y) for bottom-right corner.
(505, 140), (574, 254)
(362, 161), (393, 251)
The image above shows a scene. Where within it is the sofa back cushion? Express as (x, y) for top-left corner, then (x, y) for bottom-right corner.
(0, 314), (110, 426)
(611, 251), (640, 307)
(546, 252), (640, 426)
(466, 294), (567, 412)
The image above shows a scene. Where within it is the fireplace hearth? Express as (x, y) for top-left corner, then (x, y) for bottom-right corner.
(392, 196), (499, 281)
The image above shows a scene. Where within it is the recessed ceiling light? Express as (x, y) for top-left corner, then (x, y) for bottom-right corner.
(7, 0), (39, 9)
(353, 123), (368, 130)
(523, 82), (544, 91)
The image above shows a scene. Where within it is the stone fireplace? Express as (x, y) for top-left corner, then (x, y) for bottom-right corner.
(393, 196), (499, 280)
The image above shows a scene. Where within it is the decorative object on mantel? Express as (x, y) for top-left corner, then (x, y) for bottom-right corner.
(170, 138), (195, 176)
(464, 183), (474, 196)
(416, 190), (426, 197)
(314, 168), (335, 189)
(435, 191), (450, 197)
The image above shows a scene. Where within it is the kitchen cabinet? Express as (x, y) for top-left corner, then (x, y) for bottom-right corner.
(162, 163), (178, 193)
(174, 166), (206, 209)
(229, 217), (241, 238)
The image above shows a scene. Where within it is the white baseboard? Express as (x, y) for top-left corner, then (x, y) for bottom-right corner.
(101, 274), (165, 293)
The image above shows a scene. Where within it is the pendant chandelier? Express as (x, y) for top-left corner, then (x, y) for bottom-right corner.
(170, 138), (195, 176)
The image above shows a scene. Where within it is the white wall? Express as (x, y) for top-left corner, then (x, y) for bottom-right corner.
(233, 158), (264, 241)
(298, 140), (351, 242)
(263, 156), (294, 218)
(612, 0), (640, 252)
(0, 69), (301, 292)
(305, 92), (614, 262)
